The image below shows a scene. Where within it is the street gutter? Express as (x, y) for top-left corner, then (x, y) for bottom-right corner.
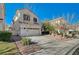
(65, 43), (79, 55)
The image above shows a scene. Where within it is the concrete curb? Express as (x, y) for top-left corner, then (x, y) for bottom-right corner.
(55, 43), (79, 55)
(65, 43), (79, 55)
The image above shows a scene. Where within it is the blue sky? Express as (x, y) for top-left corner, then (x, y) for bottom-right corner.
(5, 3), (79, 25)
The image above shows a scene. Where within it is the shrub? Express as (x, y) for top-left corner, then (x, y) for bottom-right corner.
(21, 37), (31, 46)
(0, 31), (12, 42)
(60, 31), (64, 36)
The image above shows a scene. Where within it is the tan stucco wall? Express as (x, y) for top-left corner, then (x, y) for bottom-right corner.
(12, 9), (41, 36)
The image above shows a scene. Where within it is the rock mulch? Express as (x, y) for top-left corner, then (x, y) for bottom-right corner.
(15, 41), (41, 55)
(50, 34), (73, 41)
(23, 44), (41, 54)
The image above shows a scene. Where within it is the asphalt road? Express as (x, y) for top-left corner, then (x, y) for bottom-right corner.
(27, 35), (79, 55)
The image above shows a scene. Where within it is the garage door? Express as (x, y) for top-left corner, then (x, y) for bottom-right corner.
(27, 29), (41, 36)
(20, 28), (41, 36)
(20, 29), (28, 36)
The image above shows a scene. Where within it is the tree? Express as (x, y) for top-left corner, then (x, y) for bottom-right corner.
(42, 21), (55, 35)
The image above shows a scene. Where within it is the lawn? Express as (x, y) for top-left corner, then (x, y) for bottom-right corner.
(0, 41), (18, 55)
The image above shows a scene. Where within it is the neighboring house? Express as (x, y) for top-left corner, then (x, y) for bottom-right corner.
(68, 25), (77, 30)
(5, 24), (12, 32)
(0, 3), (5, 31)
(49, 17), (68, 26)
(48, 17), (68, 33)
(76, 24), (79, 31)
(12, 9), (41, 36)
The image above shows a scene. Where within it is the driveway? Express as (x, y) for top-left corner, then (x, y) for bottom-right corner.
(27, 35), (79, 55)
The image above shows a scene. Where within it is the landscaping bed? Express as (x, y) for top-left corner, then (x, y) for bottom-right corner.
(22, 44), (42, 54)
(16, 37), (42, 54)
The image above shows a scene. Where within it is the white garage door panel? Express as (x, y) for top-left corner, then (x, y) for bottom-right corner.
(27, 29), (40, 36)
(20, 29), (27, 36)
(20, 29), (41, 36)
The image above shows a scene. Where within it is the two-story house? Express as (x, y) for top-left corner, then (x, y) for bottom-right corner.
(12, 9), (41, 36)
(48, 17), (69, 33)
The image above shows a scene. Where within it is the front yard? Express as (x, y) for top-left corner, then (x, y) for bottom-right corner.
(0, 41), (18, 55)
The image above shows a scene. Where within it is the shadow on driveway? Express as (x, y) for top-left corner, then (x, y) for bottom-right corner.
(11, 35), (22, 42)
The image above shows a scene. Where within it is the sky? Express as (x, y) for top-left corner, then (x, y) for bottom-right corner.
(5, 3), (79, 25)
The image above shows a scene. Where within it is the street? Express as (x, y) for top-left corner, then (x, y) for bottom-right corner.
(28, 35), (79, 55)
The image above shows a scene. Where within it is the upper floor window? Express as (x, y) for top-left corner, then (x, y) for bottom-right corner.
(23, 14), (30, 21)
(33, 17), (37, 23)
(0, 19), (3, 20)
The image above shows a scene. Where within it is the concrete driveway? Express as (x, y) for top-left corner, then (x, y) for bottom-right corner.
(27, 35), (79, 55)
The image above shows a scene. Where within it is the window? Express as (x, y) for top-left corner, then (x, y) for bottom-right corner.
(33, 17), (37, 23)
(23, 14), (30, 21)
(24, 27), (26, 29)
(0, 19), (3, 20)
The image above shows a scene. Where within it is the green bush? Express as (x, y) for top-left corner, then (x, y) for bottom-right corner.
(0, 31), (12, 42)
(21, 37), (31, 46)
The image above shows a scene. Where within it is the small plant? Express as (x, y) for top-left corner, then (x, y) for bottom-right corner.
(21, 37), (31, 46)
